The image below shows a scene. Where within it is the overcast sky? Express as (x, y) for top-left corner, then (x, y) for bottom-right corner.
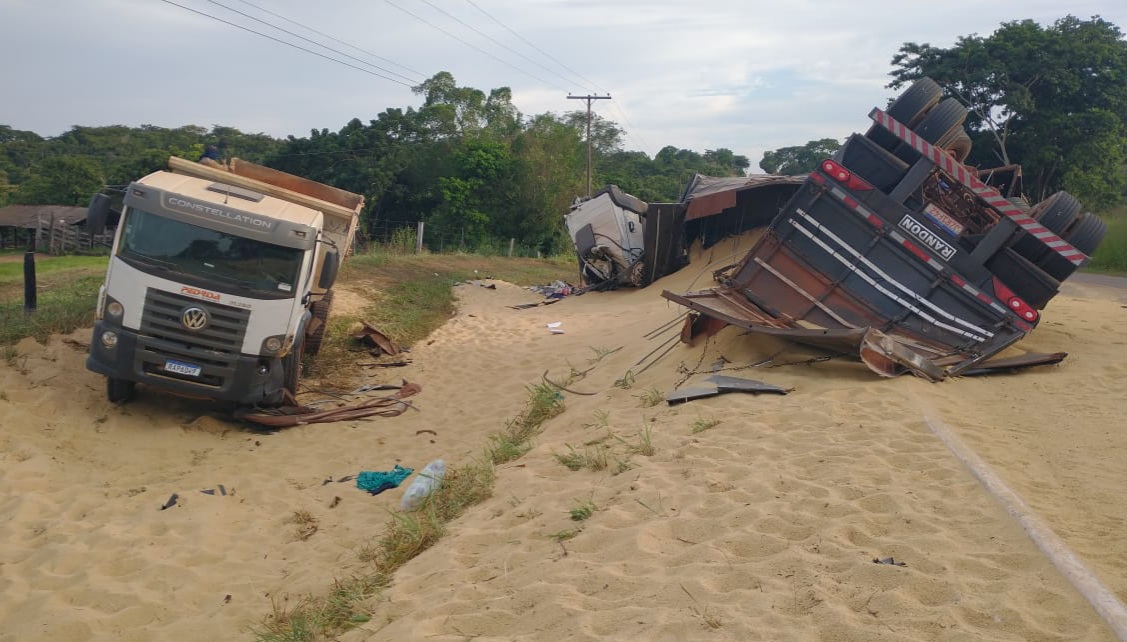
(2, 1), (1125, 169)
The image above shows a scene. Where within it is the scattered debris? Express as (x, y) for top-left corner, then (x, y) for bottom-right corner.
(351, 321), (400, 356)
(546, 321), (565, 334)
(873, 557), (907, 567)
(666, 374), (790, 405)
(357, 464), (414, 496)
(160, 493), (179, 510)
(234, 382), (421, 427)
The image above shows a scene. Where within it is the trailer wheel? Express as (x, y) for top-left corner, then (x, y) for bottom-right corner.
(107, 377), (136, 404)
(1011, 191), (1082, 263)
(283, 334), (305, 397)
(1032, 191), (1082, 235)
(869, 77), (942, 149)
(914, 97), (968, 145)
(305, 291), (334, 357)
(940, 130), (972, 162)
(1063, 211), (1107, 257)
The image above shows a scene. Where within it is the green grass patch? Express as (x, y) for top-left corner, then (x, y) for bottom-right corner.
(0, 273), (105, 345)
(1087, 209), (1127, 273)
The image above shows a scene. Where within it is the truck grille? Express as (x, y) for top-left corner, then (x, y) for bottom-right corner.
(137, 289), (250, 387)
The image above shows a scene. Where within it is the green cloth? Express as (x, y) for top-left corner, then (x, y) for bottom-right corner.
(356, 465), (413, 495)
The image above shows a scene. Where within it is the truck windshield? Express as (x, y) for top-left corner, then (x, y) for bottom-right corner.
(118, 207), (302, 297)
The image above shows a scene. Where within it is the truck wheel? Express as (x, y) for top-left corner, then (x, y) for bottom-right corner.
(1063, 211), (1107, 257)
(940, 130), (972, 162)
(107, 377), (136, 404)
(869, 77), (942, 149)
(305, 291), (334, 357)
(1011, 191), (1081, 263)
(914, 98), (968, 145)
(283, 334), (305, 397)
(629, 259), (650, 287)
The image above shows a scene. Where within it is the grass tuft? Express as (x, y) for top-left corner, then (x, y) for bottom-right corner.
(691, 418), (722, 434)
(635, 386), (664, 408)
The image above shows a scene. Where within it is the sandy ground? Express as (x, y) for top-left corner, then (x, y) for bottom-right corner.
(1, 240), (1125, 641)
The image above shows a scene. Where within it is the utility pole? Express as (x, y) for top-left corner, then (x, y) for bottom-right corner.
(567, 93), (611, 198)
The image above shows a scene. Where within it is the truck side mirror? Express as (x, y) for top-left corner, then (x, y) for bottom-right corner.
(318, 249), (340, 289)
(87, 193), (111, 236)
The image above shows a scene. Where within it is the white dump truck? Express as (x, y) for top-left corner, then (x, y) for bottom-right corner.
(85, 156), (363, 405)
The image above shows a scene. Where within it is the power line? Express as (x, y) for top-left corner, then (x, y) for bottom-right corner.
(459, 0), (650, 153)
(229, 0), (424, 80)
(461, 0), (597, 92)
(418, 0), (577, 92)
(203, 0), (421, 85)
(380, 0), (566, 92)
(156, 0), (414, 87)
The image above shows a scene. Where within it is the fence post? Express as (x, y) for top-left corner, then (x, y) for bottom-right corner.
(508, 238), (515, 257)
(23, 251), (37, 313)
(415, 221), (425, 254)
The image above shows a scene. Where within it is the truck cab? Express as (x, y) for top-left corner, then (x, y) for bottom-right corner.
(86, 157), (360, 405)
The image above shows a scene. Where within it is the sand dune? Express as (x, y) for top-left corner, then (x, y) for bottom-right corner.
(1, 245), (1124, 641)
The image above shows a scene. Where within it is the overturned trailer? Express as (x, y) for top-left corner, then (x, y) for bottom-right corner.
(662, 78), (1107, 380)
(564, 175), (804, 288)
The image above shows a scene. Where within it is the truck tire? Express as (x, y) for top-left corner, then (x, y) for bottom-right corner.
(107, 377), (136, 404)
(1063, 211), (1107, 257)
(941, 130), (972, 162)
(1011, 192), (1081, 263)
(1035, 212), (1108, 282)
(305, 291), (334, 357)
(1032, 191), (1082, 235)
(283, 334), (305, 397)
(914, 98), (968, 146)
(869, 77), (942, 149)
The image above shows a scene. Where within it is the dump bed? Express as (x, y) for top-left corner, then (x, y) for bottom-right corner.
(167, 156), (363, 256)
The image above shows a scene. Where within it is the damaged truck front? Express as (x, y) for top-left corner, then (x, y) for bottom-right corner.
(663, 78), (1107, 380)
(85, 157), (362, 404)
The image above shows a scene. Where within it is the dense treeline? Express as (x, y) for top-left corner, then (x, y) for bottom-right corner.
(4, 14), (1125, 252)
(0, 71), (747, 253)
(888, 15), (1127, 209)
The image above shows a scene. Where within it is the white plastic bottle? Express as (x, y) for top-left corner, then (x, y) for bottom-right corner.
(400, 459), (446, 511)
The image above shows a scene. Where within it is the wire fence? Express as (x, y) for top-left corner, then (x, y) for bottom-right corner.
(362, 220), (554, 259)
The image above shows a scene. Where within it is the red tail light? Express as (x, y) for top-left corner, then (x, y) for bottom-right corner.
(820, 159), (873, 191)
(992, 277), (1039, 323)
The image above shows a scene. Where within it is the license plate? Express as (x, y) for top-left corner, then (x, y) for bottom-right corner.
(164, 359), (202, 377)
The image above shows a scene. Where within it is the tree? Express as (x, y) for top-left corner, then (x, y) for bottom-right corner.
(889, 15), (1127, 207)
(759, 138), (841, 175)
(13, 156), (105, 205)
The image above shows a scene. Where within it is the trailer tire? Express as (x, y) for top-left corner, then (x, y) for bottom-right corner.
(1032, 191), (1081, 235)
(305, 291), (334, 357)
(869, 77), (943, 149)
(1063, 211), (1107, 257)
(1011, 191), (1082, 263)
(107, 377), (136, 404)
(914, 98), (968, 146)
(940, 130), (972, 162)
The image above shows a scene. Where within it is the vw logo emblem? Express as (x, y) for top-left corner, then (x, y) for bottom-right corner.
(181, 307), (209, 331)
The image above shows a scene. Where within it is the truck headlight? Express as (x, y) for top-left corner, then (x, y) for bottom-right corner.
(106, 300), (124, 318)
(100, 331), (118, 348)
(262, 335), (284, 353)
